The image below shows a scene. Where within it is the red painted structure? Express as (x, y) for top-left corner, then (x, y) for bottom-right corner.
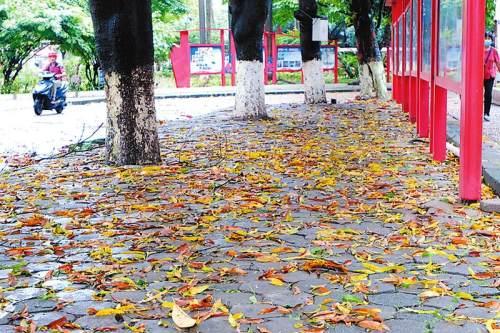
(170, 29), (339, 88)
(388, 0), (485, 201)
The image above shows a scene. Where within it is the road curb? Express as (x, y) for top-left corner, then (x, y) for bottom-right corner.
(67, 85), (368, 106)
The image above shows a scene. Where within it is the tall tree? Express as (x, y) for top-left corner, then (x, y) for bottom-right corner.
(230, 0), (269, 119)
(90, 0), (161, 165)
(295, 0), (327, 104)
(351, 0), (388, 100)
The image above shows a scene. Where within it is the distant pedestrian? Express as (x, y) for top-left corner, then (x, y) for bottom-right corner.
(484, 33), (500, 122)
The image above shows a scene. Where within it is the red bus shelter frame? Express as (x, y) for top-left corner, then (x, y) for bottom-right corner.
(389, 0), (485, 201)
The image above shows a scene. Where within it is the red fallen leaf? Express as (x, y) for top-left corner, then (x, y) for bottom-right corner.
(219, 267), (247, 276)
(469, 251), (481, 257)
(46, 316), (68, 329)
(21, 215), (49, 227)
(473, 272), (496, 280)
(451, 237), (468, 245)
(94, 327), (119, 332)
(58, 264), (73, 274)
(301, 259), (347, 273)
(358, 320), (389, 332)
(480, 301), (500, 310)
(258, 307), (278, 315)
(226, 250), (238, 257)
(72, 193), (88, 200)
(176, 243), (191, 256)
(302, 328), (326, 333)
(277, 306), (293, 314)
(108, 281), (134, 290)
(189, 262), (205, 269)
(6, 247), (34, 257)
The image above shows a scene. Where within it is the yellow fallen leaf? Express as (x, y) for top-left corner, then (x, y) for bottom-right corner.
(454, 291), (474, 301)
(95, 304), (135, 316)
(183, 285), (210, 297)
(228, 312), (244, 328)
(256, 255), (280, 263)
(269, 278), (285, 286)
(172, 303), (196, 328)
(419, 290), (440, 300)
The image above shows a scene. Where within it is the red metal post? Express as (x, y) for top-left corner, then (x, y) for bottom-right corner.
(272, 33), (278, 84)
(220, 29), (226, 86)
(418, 80), (430, 137)
(402, 10), (408, 113)
(429, 0), (439, 154)
(459, 0), (485, 200)
(335, 41), (339, 84)
(230, 31), (236, 86)
(432, 86), (447, 161)
(263, 32), (269, 85)
(409, 3), (416, 123)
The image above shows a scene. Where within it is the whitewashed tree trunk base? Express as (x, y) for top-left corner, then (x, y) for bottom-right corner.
(234, 61), (268, 120)
(359, 63), (375, 100)
(105, 66), (161, 165)
(303, 59), (327, 104)
(368, 61), (389, 101)
(358, 61), (389, 101)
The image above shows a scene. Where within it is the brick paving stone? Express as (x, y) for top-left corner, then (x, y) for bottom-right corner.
(74, 315), (124, 330)
(385, 319), (428, 333)
(62, 301), (116, 316)
(432, 321), (488, 333)
(368, 292), (420, 308)
(454, 306), (498, 319)
(4, 288), (46, 303)
(31, 312), (75, 327)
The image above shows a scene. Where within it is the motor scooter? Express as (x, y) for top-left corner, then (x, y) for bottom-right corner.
(32, 72), (68, 116)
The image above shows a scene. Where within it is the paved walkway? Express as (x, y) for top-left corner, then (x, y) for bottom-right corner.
(0, 100), (497, 333)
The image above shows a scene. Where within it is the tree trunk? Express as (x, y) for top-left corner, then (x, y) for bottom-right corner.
(351, 0), (389, 100)
(230, 0), (269, 119)
(295, 0), (327, 104)
(89, 0), (161, 165)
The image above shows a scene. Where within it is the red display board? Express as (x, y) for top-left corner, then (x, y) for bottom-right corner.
(170, 29), (339, 88)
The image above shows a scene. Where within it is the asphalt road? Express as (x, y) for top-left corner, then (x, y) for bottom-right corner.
(0, 93), (356, 157)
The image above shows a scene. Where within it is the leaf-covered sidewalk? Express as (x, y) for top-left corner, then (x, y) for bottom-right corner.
(0, 100), (498, 333)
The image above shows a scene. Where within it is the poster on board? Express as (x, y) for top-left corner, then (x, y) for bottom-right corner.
(190, 46), (222, 74)
(321, 47), (335, 70)
(277, 47), (302, 71)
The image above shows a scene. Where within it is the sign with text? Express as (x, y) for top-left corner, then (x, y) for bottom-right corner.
(313, 18), (329, 42)
(276, 46), (336, 71)
(190, 46), (222, 74)
(277, 47), (302, 71)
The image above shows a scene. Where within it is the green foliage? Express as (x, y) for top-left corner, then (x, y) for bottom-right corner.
(338, 51), (359, 80)
(0, 0), (94, 93)
(486, 0), (495, 33)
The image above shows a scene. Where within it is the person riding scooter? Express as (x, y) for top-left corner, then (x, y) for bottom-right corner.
(43, 52), (66, 101)
(32, 52), (69, 115)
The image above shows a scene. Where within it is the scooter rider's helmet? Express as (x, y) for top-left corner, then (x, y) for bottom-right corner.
(48, 52), (58, 61)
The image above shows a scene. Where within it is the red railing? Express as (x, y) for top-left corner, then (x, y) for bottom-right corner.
(170, 29), (339, 88)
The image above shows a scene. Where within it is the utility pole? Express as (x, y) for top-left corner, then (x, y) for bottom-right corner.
(199, 0), (207, 43)
(206, 0), (213, 43)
